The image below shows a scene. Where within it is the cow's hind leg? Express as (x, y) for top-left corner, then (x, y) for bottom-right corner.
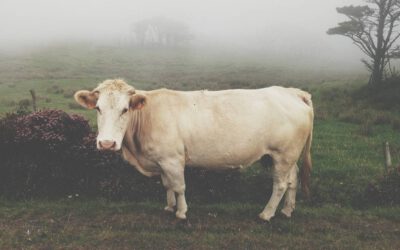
(259, 158), (292, 221)
(160, 159), (188, 220)
(161, 175), (176, 213)
(281, 164), (298, 218)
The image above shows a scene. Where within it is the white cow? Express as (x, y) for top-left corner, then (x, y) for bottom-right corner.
(75, 79), (313, 221)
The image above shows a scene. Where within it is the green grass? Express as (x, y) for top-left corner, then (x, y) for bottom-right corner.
(311, 120), (400, 204)
(0, 199), (399, 249)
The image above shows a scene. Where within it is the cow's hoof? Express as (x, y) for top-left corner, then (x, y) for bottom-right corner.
(176, 211), (187, 220)
(280, 208), (293, 218)
(164, 206), (175, 213)
(258, 212), (273, 222)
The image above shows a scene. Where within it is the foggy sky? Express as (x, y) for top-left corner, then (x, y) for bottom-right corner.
(0, 0), (366, 68)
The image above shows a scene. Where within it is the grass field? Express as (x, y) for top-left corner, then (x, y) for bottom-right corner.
(0, 199), (399, 249)
(0, 45), (399, 249)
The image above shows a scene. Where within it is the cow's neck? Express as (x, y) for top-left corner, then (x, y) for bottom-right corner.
(122, 109), (160, 176)
(123, 109), (149, 154)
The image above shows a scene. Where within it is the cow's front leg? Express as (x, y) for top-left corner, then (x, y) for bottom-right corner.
(160, 159), (188, 220)
(161, 174), (176, 212)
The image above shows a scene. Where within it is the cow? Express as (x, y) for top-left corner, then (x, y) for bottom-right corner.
(74, 79), (314, 221)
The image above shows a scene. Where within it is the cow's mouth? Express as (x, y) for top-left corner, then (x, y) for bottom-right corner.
(98, 140), (117, 151)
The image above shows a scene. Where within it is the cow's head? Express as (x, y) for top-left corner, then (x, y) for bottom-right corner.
(74, 79), (146, 151)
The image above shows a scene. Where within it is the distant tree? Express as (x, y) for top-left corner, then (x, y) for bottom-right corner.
(130, 17), (192, 47)
(131, 20), (148, 46)
(327, 0), (400, 85)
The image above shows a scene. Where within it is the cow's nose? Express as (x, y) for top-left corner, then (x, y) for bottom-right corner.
(99, 140), (116, 150)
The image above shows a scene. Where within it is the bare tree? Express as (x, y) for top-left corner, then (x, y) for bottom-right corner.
(327, 0), (400, 85)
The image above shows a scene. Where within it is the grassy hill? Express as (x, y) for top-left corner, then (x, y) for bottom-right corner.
(0, 44), (366, 116)
(0, 44), (399, 249)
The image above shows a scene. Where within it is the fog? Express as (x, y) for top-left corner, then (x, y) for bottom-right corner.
(0, 0), (366, 70)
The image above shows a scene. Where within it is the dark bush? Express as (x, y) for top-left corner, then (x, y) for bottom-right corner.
(363, 167), (400, 206)
(18, 99), (31, 110)
(392, 118), (400, 131)
(0, 110), (139, 198)
(14, 110), (90, 150)
(358, 120), (374, 137)
(46, 85), (64, 94)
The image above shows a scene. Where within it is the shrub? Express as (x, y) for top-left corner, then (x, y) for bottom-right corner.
(364, 167), (400, 205)
(46, 85), (64, 94)
(0, 111), (91, 197)
(392, 118), (400, 131)
(18, 99), (31, 110)
(0, 110), (92, 197)
(358, 120), (374, 137)
(14, 110), (91, 150)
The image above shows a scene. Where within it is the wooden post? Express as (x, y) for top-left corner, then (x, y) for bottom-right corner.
(29, 89), (37, 112)
(384, 141), (392, 173)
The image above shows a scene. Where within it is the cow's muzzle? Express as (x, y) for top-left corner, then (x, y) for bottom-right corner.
(99, 140), (116, 151)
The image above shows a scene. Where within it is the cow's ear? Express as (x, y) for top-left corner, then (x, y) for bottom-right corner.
(130, 94), (146, 110)
(74, 90), (98, 109)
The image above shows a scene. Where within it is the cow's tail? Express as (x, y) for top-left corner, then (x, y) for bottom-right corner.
(301, 127), (313, 199)
(300, 93), (313, 200)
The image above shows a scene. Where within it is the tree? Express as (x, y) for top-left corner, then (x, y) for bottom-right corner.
(130, 17), (192, 47)
(327, 0), (400, 85)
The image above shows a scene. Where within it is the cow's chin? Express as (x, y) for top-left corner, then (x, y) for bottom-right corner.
(98, 146), (121, 152)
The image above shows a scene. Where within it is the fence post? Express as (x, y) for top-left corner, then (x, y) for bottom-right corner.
(29, 89), (37, 112)
(384, 141), (392, 173)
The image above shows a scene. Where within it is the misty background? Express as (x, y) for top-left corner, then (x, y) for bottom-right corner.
(0, 0), (368, 72)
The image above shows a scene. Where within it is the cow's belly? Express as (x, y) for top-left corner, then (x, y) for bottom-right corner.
(186, 155), (263, 170)
(184, 139), (267, 170)
(186, 161), (255, 170)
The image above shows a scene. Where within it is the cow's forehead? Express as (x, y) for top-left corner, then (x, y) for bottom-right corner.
(98, 90), (129, 109)
(94, 79), (134, 109)
(94, 79), (135, 93)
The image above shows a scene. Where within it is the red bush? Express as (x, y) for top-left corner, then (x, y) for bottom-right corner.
(14, 110), (90, 150)
(0, 110), (162, 199)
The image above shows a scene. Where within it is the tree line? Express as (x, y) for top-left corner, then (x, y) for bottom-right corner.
(130, 17), (193, 47)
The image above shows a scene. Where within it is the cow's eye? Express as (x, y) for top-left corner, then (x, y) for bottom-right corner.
(121, 108), (128, 115)
(95, 106), (101, 113)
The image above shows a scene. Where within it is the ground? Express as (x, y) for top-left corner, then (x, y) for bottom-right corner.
(0, 200), (399, 249)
